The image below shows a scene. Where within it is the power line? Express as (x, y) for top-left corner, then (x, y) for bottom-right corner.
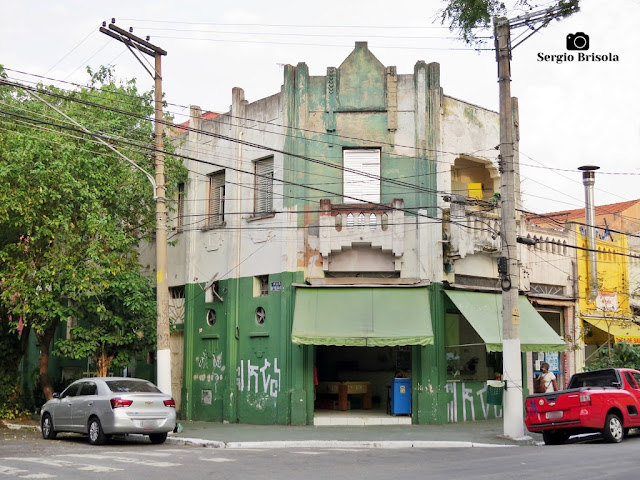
(0, 79), (462, 201)
(43, 27), (99, 76)
(6, 91), (640, 252)
(8, 68), (639, 184)
(0, 107), (501, 240)
(119, 19), (472, 29)
(150, 35), (487, 52)
(5, 120), (640, 261)
(62, 40), (111, 81)
(2, 70), (500, 167)
(136, 26), (473, 41)
(6, 74), (638, 245)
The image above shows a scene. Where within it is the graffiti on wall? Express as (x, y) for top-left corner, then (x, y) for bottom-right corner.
(446, 381), (502, 423)
(194, 350), (226, 393)
(237, 358), (281, 398)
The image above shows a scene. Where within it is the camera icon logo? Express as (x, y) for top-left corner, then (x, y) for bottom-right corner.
(566, 32), (589, 51)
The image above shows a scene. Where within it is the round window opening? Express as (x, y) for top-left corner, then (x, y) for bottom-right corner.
(206, 309), (217, 326)
(255, 307), (266, 325)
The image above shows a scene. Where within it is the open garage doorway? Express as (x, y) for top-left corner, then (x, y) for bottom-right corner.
(313, 345), (412, 425)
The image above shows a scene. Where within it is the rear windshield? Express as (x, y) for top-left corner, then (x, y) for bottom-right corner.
(568, 369), (620, 389)
(105, 380), (162, 393)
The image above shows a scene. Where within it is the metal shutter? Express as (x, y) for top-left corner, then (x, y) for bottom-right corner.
(343, 149), (380, 203)
(208, 171), (225, 226)
(255, 157), (274, 214)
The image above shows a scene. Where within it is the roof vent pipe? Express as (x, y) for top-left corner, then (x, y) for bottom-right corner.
(579, 165), (600, 303)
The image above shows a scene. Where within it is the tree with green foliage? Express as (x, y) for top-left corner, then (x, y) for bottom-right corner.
(0, 65), (185, 402)
(55, 270), (157, 377)
(440, 0), (580, 44)
(586, 342), (640, 372)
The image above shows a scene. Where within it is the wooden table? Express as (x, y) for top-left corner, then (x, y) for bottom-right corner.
(316, 381), (372, 411)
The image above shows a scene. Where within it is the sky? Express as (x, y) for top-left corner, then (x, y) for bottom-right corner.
(1, 0), (639, 215)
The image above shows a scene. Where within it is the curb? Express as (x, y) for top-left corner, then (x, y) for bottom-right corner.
(166, 436), (225, 448)
(166, 437), (517, 449)
(2, 422), (40, 431)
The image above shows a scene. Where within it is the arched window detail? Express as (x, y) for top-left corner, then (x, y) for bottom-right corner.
(381, 213), (389, 231)
(347, 213), (354, 230)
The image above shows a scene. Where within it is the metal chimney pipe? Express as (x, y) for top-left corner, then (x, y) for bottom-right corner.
(578, 165), (600, 303)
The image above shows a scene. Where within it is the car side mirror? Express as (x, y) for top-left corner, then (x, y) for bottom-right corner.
(52, 392), (60, 399)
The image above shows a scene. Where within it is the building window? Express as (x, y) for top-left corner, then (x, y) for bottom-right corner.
(347, 213), (354, 230)
(254, 157), (274, 215)
(205, 281), (223, 303)
(343, 149), (380, 204)
(177, 182), (184, 232)
(381, 213), (389, 231)
(529, 284), (565, 296)
(169, 286), (185, 325)
(254, 275), (269, 297)
(207, 171), (225, 227)
(369, 213), (376, 231)
(255, 307), (266, 325)
(206, 310), (217, 326)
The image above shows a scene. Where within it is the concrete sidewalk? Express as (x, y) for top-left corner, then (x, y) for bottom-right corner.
(167, 418), (542, 449)
(3, 417), (542, 449)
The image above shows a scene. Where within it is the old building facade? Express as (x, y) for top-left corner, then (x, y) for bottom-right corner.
(153, 42), (565, 425)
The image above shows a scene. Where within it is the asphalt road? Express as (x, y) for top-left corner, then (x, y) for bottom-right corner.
(1, 425), (639, 479)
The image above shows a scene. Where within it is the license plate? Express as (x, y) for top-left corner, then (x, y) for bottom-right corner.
(134, 420), (159, 429)
(545, 411), (563, 420)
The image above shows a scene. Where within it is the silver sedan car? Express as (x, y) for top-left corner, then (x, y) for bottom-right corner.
(41, 377), (176, 445)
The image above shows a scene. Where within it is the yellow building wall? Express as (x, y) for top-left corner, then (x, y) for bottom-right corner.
(576, 224), (631, 318)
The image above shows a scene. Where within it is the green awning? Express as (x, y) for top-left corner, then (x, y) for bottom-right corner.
(292, 286), (434, 346)
(444, 290), (566, 352)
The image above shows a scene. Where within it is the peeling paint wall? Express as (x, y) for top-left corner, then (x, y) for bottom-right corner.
(439, 96), (500, 215)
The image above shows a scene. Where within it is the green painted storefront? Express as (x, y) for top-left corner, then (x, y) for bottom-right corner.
(179, 279), (453, 425)
(178, 279), (565, 425)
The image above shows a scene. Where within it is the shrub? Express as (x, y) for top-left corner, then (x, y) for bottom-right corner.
(585, 342), (640, 371)
(0, 373), (30, 420)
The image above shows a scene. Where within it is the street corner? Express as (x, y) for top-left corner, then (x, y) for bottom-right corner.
(1, 418), (42, 443)
(1, 417), (41, 431)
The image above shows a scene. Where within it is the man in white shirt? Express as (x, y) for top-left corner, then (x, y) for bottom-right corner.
(540, 362), (558, 392)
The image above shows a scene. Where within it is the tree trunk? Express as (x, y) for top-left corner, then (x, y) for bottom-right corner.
(35, 320), (59, 401)
(18, 323), (31, 363)
(96, 348), (114, 377)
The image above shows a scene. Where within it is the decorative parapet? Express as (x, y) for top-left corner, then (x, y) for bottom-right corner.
(520, 225), (573, 295)
(318, 198), (405, 270)
(445, 209), (501, 259)
(523, 226), (572, 256)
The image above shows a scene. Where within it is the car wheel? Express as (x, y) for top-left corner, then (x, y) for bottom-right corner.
(149, 432), (168, 444)
(88, 417), (107, 446)
(602, 413), (624, 443)
(41, 413), (57, 440)
(542, 430), (568, 445)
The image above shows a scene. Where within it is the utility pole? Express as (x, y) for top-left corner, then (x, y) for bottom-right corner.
(100, 22), (172, 396)
(493, 2), (580, 439)
(494, 16), (524, 440)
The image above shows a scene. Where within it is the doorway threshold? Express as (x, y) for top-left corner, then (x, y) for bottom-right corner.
(313, 409), (412, 426)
